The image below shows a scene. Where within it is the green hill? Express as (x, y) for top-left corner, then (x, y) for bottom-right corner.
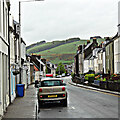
(27, 38), (87, 64)
(27, 37), (105, 64)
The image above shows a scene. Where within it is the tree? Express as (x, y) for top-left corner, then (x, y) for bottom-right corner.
(56, 62), (65, 75)
(45, 65), (48, 74)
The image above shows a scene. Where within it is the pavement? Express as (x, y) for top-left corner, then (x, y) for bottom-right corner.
(2, 85), (38, 119)
(68, 79), (120, 96)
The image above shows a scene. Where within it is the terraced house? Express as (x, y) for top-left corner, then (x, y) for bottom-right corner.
(0, 0), (10, 118)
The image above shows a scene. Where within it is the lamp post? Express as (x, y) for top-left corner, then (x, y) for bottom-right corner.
(19, 0), (44, 83)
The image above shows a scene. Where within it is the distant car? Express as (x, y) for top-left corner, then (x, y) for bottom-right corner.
(67, 73), (70, 76)
(37, 78), (67, 108)
(56, 75), (62, 78)
(62, 73), (65, 77)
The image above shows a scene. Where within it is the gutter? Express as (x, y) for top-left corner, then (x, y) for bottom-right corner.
(8, 3), (11, 104)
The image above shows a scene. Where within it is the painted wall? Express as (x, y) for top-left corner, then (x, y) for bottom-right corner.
(0, 0), (10, 117)
(118, 1), (120, 35)
(83, 60), (89, 73)
(114, 37), (120, 74)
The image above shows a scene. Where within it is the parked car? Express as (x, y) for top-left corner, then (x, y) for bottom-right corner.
(36, 78), (67, 108)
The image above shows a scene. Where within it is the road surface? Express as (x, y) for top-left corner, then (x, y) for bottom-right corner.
(37, 76), (119, 119)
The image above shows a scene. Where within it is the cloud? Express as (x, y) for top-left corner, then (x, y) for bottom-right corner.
(10, 0), (119, 45)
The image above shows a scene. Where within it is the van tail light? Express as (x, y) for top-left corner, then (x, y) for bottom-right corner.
(62, 80), (63, 82)
(39, 88), (42, 92)
(62, 87), (65, 91)
(40, 95), (43, 98)
(63, 94), (65, 97)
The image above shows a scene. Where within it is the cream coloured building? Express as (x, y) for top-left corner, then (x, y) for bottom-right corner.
(114, 37), (120, 74)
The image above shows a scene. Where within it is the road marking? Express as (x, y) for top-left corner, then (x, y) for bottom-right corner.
(71, 106), (75, 109)
(42, 109), (52, 111)
(68, 82), (120, 97)
(64, 106), (75, 110)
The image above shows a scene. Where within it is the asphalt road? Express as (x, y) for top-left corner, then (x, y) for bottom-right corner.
(38, 76), (119, 119)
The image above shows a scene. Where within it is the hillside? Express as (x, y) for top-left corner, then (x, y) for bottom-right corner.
(27, 38), (88, 64)
(27, 38), (80, 54)
(27, 38), (105, 64)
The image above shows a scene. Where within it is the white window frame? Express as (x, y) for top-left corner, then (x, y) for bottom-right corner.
(0, 0), (1, 33)
(0, 52), (1, 104)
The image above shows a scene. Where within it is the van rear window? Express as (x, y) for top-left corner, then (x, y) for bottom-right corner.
(41, 80), (63, 87)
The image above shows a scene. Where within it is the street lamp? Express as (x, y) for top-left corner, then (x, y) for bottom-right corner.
(19, 0), (44, 83)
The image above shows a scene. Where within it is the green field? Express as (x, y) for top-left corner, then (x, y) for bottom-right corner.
(34, 40), (87, 64)
(27, 38), (105, 64)
(36, 40), (87, 55)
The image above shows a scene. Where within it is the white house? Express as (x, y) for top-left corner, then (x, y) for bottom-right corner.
(0, 0), (10, 118)
(114, 37), (120, 74)
(21, 39), (28, 89)
(46, 61), (56, 77)
(114, 1), (120, 74)
(83, 60), (89, 73)
(9, 14), (16, 103)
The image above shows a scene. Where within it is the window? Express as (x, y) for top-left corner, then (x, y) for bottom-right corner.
(41, 80), (63, 87)
(0, 52), (1, 104)
(108, 46), (110, 55)
(5, 8), (8, 40)
(0, 0), (1, 33)
(3, 2), (5, 37)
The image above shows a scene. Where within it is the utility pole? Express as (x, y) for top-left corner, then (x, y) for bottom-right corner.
(19, 1), (22, 83)
(18, 0), (44, 84)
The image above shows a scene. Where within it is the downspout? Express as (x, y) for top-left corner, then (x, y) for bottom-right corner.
(8, 3), (11, 104)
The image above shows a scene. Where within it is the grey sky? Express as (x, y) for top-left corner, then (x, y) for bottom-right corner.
(10, 0), (119, 45)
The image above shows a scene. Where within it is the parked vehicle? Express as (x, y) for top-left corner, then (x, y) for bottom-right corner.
(36, 78), (67, 108)
(46, 74), (53, 78)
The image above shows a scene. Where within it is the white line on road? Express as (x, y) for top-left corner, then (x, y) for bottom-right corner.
(42, 109), (52, 111)
(71, 106), (75, 109)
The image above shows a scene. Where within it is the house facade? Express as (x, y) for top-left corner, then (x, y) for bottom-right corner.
(0, 0), (10, 117)
(83, 39), (98, 73)
(114, 37), (120, 74)
(105, 40), (114, 74)
(46, 61), (56, 77)
(21, 39), (27, 89)
(114, 2), (120, 74)
(9, 14), (16, 103)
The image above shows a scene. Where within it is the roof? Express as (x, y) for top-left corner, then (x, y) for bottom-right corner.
(37, 58), (45, 66)
(84, 53), (92, 60)
(47, 65), (56, 70)
(84, 42), (92, 50)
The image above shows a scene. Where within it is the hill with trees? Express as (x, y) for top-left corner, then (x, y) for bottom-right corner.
(27, 37), (105, 64)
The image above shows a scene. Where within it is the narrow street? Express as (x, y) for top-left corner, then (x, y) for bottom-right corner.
(38, 76), (119, 119)
(2, 76), (119, 119)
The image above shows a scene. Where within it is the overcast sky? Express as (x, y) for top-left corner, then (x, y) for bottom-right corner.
(10, 0), (119, 45)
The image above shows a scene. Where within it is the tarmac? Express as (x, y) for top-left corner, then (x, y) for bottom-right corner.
(1, 79), (120, 119)
(2, 85), (38, 119)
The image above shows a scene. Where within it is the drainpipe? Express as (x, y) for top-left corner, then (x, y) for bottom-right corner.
(8, 3), (11, 104)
